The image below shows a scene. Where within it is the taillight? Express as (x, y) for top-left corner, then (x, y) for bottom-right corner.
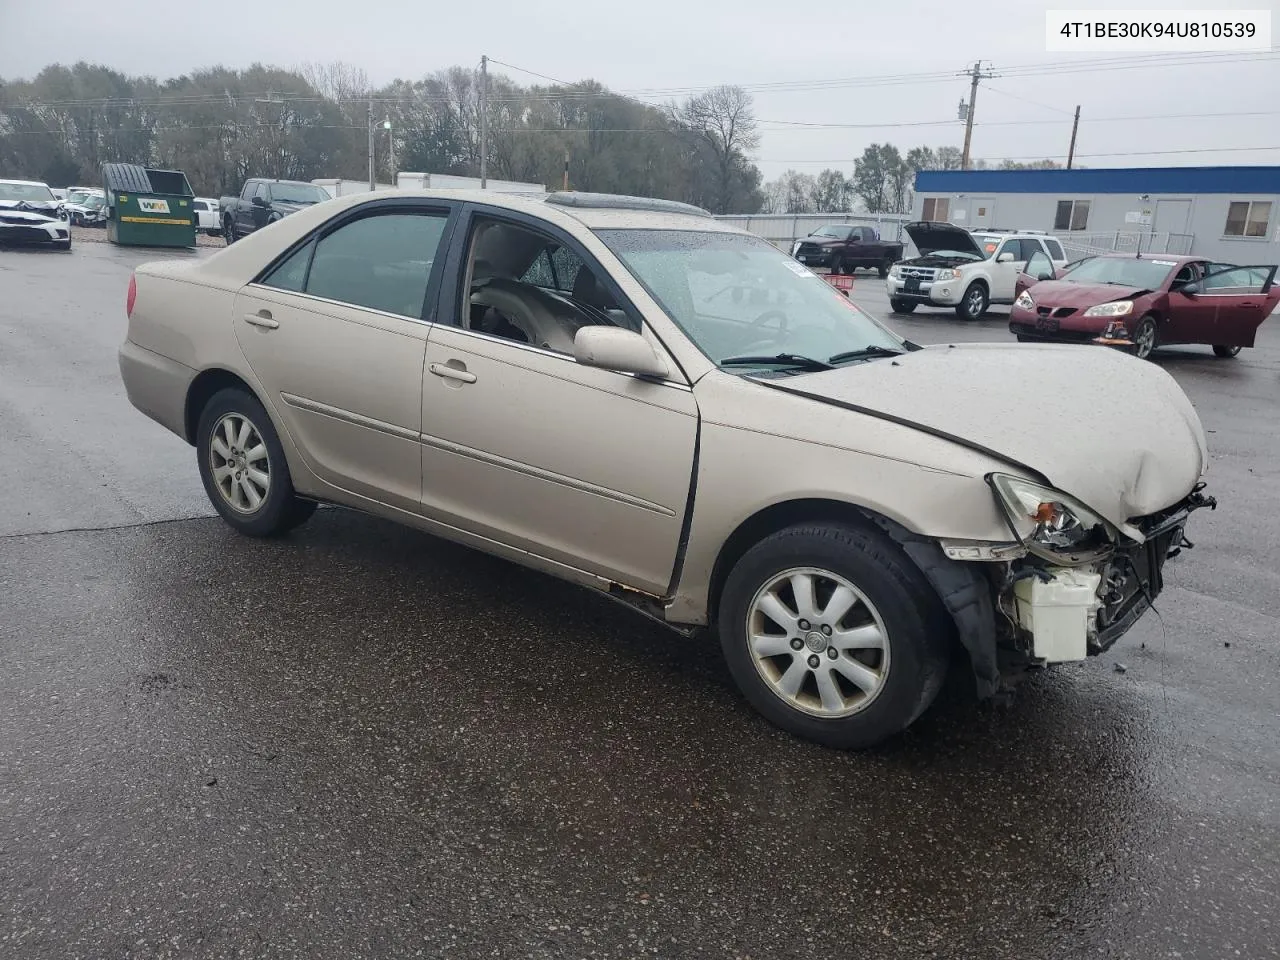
(126, 274), (137, 318)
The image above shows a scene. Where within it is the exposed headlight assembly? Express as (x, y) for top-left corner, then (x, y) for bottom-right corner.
(1014, 290), (1035, 311)
(988, 473), (1117, 563)
(1083, 300), (1134, 318)
(889, 265), (902, 279)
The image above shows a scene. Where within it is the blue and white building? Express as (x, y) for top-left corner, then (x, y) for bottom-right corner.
(911, 166), (1280, 264)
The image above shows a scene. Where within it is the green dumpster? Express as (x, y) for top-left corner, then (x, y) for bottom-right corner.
(103, 163), (197, 248)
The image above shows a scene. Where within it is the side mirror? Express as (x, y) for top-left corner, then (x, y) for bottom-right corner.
(251, 195), (267, 208)
(574, 326), (669, 379)
(997, 252), (1015, 263)
(1180, 281), (1202, 295)
(1036, 270), (1054, 281)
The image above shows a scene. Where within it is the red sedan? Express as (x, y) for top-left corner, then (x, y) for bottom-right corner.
(1009, 253), (1278, 359)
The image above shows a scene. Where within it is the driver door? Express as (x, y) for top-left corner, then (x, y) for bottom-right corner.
(1193, 265), (1279, 347)
(1164, 261), (1216, 344)
(1015, 249), (1056, 297)
(419, 207), (698, 595)
(991, 238), (1032, 301)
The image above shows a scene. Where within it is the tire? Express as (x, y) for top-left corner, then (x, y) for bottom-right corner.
(222, 219), (237, 244)
(1016, 334), (1031, 342)
(1212, 344), (1242, 358)
(889, 298), (917, 314)
(878, 259), (893, 279)
(1131, 314), (1158, 360)
(196, 387), (316, 537)
(718, 522), (951, 750)
(955, 282), (988, 321)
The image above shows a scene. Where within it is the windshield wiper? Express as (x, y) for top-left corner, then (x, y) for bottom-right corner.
(827, 345), (905, 364)
(720, 353), (834, 371)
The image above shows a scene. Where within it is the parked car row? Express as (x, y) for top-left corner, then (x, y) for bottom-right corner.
(790, 219), (1278, 359)
(0, 179), (72, 250)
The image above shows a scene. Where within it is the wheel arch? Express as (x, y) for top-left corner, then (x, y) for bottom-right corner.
(183, 367), (262, 445)
(706, 497), (1000, 698)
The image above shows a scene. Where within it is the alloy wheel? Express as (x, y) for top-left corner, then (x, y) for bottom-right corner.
(746, 567), (891, 719)
(208, 412), (270, 513)
(965, 286), (986, 318)
(1133, 318), (1157, 359)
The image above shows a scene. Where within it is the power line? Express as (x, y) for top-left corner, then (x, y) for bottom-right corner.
(761, 144), (1280, 164)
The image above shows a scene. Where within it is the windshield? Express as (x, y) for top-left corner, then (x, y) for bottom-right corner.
(66, 190), (100, 205)
(813, 226), (852, 239)
(1061, 257), (1176, 288)
(969, 235), (1003, 260)
(0, 182), (56, 203)
(598, 229), (904, 372)
(269, 183), (329, 204)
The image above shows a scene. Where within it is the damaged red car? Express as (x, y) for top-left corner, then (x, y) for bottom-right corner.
(1009, 252), (1278, 359)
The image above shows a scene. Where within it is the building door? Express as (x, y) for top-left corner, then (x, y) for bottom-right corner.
(964, 197), (995, 229)
(1153, 199), (1192, 249)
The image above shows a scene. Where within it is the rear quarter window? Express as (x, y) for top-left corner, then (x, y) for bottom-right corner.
(1044, 239), (1065, 260)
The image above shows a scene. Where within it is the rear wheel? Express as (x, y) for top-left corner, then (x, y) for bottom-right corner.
(878, 258), (893, 279)
(1212, 344), (1242, 358)
(956, 282), (988, 321)
(196, 388), (316, 537)
(889, 298), (917, 314)
(1132, 314), (1158, 360)
(718, 523), (951, 749)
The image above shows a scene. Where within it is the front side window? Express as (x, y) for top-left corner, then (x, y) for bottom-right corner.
(1054, 200), (1090, 231)
(599, 229), (903, 372)
(1224, 200), (1271, 238)
(260, 211), (448, 317)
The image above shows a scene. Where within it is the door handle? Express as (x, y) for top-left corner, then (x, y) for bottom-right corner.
(429, 362), (477, 384)
(244, 311), (278, 329)
(1239, 302), (1258, 308)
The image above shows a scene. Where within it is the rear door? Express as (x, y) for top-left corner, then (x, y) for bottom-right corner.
(1195, 265), (1279, 348)
(233, 198), (457, 511)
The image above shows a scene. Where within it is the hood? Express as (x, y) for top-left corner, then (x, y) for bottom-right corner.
(271, 200), (314, 214)
(1023, 280), (1148, 307)
(0, 208), (60, 226)
(904, 221), (983, 258)
(0, 199), (60, 216)
(765, 343), (1207, 532)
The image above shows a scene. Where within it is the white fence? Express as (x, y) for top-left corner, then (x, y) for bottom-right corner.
(1059, 230), (1195, 260)
(714, 213), (913, 250)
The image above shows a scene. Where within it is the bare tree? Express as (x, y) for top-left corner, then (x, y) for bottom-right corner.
(677, 85), (760, 214)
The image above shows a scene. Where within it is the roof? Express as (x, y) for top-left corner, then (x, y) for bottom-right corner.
(915, 165), (1280, 195)
(102, 163), (194, 196)
(0, 179), (51, 187)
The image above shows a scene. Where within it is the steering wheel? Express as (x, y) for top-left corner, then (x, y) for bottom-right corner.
(750, 309), (790, 333)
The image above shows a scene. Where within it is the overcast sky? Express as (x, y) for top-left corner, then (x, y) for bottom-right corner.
(3, 0), (1279, 182)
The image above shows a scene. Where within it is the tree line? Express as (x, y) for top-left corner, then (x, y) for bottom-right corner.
(761, 144), (1069, 215)
(0, 61), (764, 213)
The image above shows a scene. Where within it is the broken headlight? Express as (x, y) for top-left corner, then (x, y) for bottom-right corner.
(987, 473), (1117, 563)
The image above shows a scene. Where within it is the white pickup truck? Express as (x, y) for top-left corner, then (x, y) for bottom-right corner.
(887, 222), (1069, 320)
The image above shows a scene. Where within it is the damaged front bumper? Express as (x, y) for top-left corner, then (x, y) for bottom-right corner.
(995, 485), (1217, 664)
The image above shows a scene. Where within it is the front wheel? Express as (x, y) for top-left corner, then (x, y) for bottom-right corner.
(878, 259), (893, 279)
(956, 283), (988, 321)
(196, 388), (317, 537)
(1212, 344), (1242, 358)
(222, 219), (236, 244)
(718, 523), (950, 749)
(889, 298), (917, 314)
(1131, 314), (1158, 360)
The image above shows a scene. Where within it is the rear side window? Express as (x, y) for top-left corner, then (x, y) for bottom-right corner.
(1044, 238), (1065, 260)
(261, 241), (313, 293)
(193, 200), (207, 211)
(303, 211), (449, 317)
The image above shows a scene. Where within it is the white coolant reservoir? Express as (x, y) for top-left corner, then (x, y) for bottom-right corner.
(1013, 568), (1102, 663)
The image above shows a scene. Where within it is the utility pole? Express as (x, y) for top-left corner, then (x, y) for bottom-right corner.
(367, 98), (375, 191)
(959, 60), (996, 170)
(479, 55), (488, 189)
(1066, 104), (1081, 170)
(384, 118), (396, 186)
(563, 149), (569, 191)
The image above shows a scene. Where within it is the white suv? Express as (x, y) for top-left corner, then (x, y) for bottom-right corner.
(887, 223), (1068, 320)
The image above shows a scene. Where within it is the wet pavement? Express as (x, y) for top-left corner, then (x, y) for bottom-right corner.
(2, 245), (1278, 959)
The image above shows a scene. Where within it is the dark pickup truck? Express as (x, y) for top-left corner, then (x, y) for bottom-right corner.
(219, 178), (331, 243)
(791, 224), (905, 278)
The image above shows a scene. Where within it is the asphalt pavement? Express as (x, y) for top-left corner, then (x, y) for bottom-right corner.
(2, 245), (1278, 959)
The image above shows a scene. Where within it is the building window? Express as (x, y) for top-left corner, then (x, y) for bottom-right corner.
(922, 197), (950, 222)
(1224, 200), (1272, 238)
(1054, 199), (1090, 231)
